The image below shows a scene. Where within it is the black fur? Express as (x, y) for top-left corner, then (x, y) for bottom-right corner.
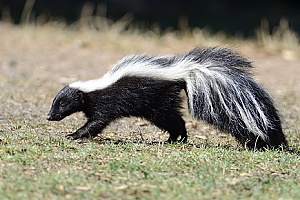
(47, 77), (187, 142)
(47, 86), (84, 121)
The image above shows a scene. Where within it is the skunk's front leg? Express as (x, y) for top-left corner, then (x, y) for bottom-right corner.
(66, 120), (105, 140)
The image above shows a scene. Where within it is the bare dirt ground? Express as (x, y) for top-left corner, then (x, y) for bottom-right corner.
(0, 23), (299, 147)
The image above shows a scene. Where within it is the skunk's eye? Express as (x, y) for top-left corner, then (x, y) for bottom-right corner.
(59, 101), (68, 107)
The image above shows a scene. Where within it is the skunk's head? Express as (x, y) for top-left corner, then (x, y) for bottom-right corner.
(47, 86), (84, 121)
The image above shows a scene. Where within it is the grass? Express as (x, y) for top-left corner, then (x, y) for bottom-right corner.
(0, 19), (300, 199)
(1, 130), (300, 200)
(256, 18), (300, 52)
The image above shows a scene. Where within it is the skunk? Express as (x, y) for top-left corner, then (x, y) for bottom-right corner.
(47, 47), (287, 149)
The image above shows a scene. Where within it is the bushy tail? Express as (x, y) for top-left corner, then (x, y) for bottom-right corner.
(181, 47), (287, 149)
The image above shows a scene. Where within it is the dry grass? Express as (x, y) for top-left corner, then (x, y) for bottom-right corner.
(256, 18), (300, 52)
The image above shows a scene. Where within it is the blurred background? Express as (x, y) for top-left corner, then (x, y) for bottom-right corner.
(1, 0), (299, 37)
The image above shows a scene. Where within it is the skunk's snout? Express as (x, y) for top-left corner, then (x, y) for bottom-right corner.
(46, 111), (62, 121)
(46, 114), (53, 121)
(46, 112), (55, 121)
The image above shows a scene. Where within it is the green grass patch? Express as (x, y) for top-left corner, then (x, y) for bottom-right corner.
(0, 131), (299, 200)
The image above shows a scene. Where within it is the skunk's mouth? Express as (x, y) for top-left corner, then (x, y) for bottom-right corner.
(46, 113), (64, 121)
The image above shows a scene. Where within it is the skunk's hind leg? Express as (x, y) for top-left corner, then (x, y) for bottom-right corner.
(166, 117), (187, 143)
(150, 113), (187, 143)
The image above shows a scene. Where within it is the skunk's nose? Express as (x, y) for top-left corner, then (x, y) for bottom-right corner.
(46, 114), (52, 120)
(46, 112), (62, 121)
(46, 111), (55, 120)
